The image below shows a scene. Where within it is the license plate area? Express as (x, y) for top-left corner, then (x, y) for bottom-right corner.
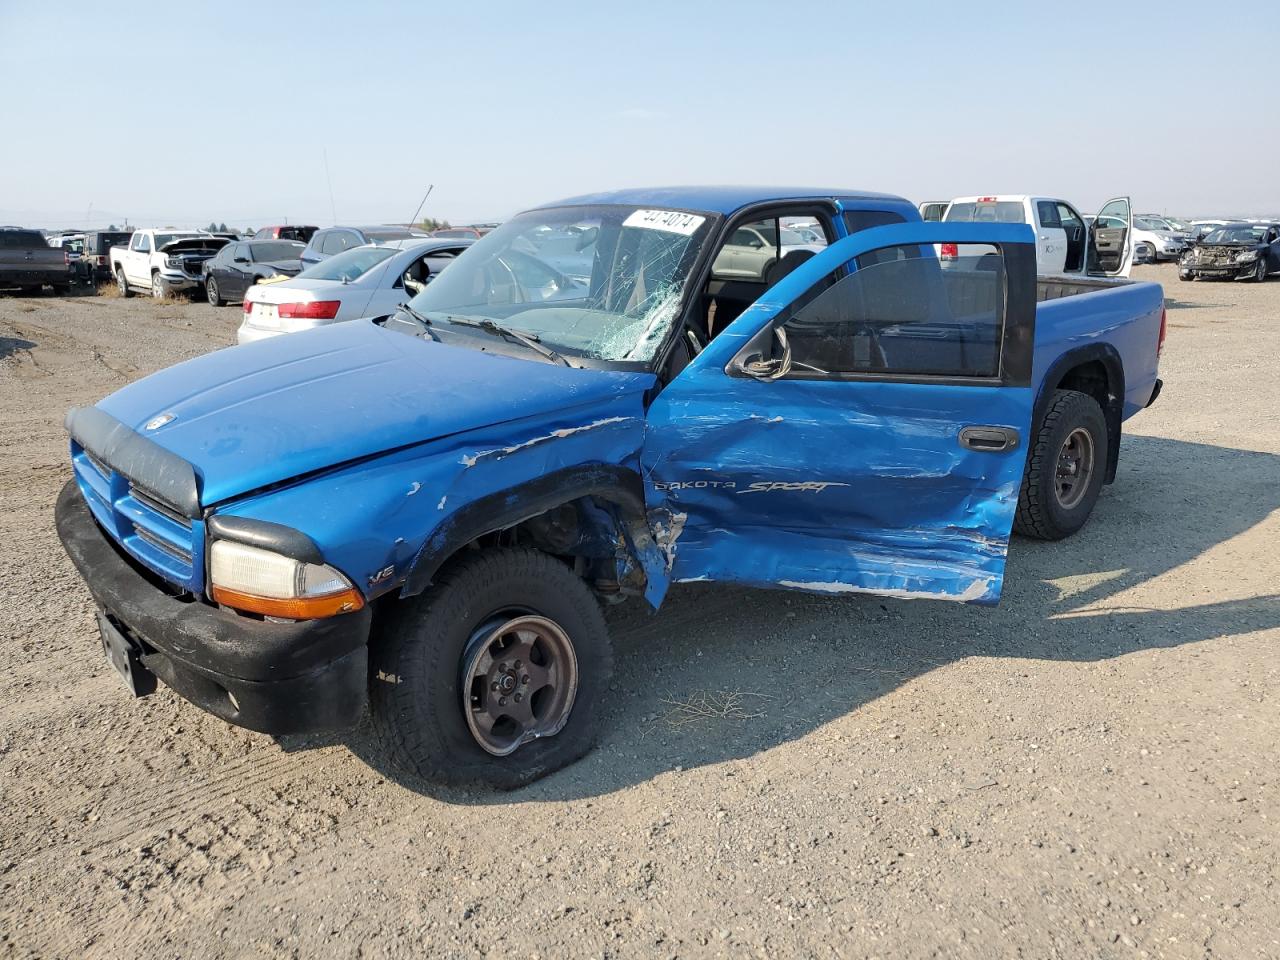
(253, 303), (279, 324)
(96, 610), (157, 697)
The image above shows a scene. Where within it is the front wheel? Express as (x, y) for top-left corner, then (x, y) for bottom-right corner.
(370, 548), (613, 788)
(1014, 389), (1107, 541)
(1253, 258), (1268, 282)
(151, 273), (165, 299)
(206, 276), (224, 306)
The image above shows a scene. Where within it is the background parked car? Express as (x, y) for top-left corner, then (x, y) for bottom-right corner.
(46, 233), (85, 274)
(1130, 216), (1188, 262)
(709, 221), (825, 280)
(77, 230), (133, 284)
(204, 239), (306, 306)
(431, 227), (482, 239)
(1179, 222), (1279, 282)
(255, 225), (318, 243)
(0, 226), (72, 294)
(239, 237), (471, 342)
(299, 225), (429, 266)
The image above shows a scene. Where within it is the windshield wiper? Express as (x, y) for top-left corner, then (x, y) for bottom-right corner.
(444, 315), (570, 367)
(395, 301), (432, 331)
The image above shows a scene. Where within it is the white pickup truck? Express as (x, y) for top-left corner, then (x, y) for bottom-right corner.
(943, 195), (1135, 278)
(110, 229), (230, 298)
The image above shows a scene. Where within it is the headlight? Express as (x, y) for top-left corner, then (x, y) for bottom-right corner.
(209, 540), (364, 619)
(1235, 250), (1259, 263)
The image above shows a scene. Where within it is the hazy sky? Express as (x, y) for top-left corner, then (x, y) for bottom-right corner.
(2, 1), (1277, 230)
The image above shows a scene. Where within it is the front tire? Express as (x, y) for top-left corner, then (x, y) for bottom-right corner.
(1253, 258), (1267, 282)
(1014, 389), (1107, 541)
(370, 548), (613, 789)
(151, 273), (165, 299)
(206, 276), (224, 306)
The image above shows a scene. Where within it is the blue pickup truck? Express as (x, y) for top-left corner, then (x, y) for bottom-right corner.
(55, 186), (1165, 787)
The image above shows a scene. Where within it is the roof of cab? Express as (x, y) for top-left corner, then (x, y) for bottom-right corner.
(535, 185), (915, 217)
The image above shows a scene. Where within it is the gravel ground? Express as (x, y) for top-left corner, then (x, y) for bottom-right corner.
(1, 264), (1277, 959)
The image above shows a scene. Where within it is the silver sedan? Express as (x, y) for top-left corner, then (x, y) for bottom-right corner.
(238, 237), (472, 343)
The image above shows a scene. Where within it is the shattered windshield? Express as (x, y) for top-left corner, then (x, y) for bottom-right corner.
(406, 204), (715, 362)
(1202, 226), (1261, 244)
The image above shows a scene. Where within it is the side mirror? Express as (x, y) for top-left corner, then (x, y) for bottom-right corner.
(741, 326), (792, 380)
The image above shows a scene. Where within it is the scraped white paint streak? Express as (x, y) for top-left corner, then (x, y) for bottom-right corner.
(778, 577), (994, 603)
(407, 482), (421, 496)
(651, 510), (688, 570)
(437, 495), (447, 511)
(459, 417), (630, 467)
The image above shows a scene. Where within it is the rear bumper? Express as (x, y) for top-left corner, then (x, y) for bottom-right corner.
(236, 320), (285, 344)
(1146, 378), (1163, 408)
(1, 268), (70, 287)
(55, 480), (370, 735)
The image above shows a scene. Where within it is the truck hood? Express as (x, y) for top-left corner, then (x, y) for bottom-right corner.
(94, 320), (655, 507)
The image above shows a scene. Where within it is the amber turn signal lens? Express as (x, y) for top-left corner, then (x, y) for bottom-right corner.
(210, 584), (364, 620)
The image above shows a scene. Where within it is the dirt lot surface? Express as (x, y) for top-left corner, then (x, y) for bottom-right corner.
(1, 265), (1277, 959)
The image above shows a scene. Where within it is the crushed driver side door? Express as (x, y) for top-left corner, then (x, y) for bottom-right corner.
(642, 222), (1038, 605)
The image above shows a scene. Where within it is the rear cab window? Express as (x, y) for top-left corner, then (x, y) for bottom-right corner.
(945, 201), (1026, 224)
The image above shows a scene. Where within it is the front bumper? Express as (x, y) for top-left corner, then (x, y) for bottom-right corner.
(55, 480), (371, 735)
(1182, 261), (1256, 279)
(156, 270), (201, 292)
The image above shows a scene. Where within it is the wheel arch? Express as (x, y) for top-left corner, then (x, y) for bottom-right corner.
(1036, 344), (1125, 484)
(399, 463), (654, 599)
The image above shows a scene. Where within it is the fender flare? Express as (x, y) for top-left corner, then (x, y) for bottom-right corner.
(400, 463), (650, 597)
(1035, 343), (1125, 484)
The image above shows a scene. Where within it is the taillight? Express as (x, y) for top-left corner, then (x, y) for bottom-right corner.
(278, 300), (341, 320)
(63, 251), (70, 265)
(243, 298), (253, 314)
(940, 243), (958, 260)
(1157, 306), (1167, 357)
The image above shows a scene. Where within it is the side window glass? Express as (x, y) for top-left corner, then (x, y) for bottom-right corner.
(844, 210), (906, 233)
(710, 216), (832, 284)
(780, 243), (1005, 379)
(1056, 203), (1082, 228)
(138, 235), (151, 254)
(1037, 201), (1061, 228)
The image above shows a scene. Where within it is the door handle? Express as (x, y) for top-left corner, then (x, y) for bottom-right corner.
(959, 426), (1019, 452)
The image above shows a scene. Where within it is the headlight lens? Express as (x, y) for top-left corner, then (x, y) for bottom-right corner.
(209, 540), (364, 619)
(1235, 250), (1259, 263)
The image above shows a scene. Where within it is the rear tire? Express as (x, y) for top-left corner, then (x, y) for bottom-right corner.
(1014, 389), (1107, 541)
(370, 548), (613, 789)
(116, 268), (132, 298)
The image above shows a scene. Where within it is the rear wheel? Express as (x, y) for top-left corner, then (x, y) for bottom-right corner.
(116, 268), (132, 297)
(1014, 389), (1107, 541)
(370, 548), (613, 788)
(206, 276), (224, 306)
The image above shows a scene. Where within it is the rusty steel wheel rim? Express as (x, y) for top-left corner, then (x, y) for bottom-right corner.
(1055, 427), (1095, 510)
(461, 614), (578, 757)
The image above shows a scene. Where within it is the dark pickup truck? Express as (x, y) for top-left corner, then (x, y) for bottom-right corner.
(0, 227), (72, 294)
